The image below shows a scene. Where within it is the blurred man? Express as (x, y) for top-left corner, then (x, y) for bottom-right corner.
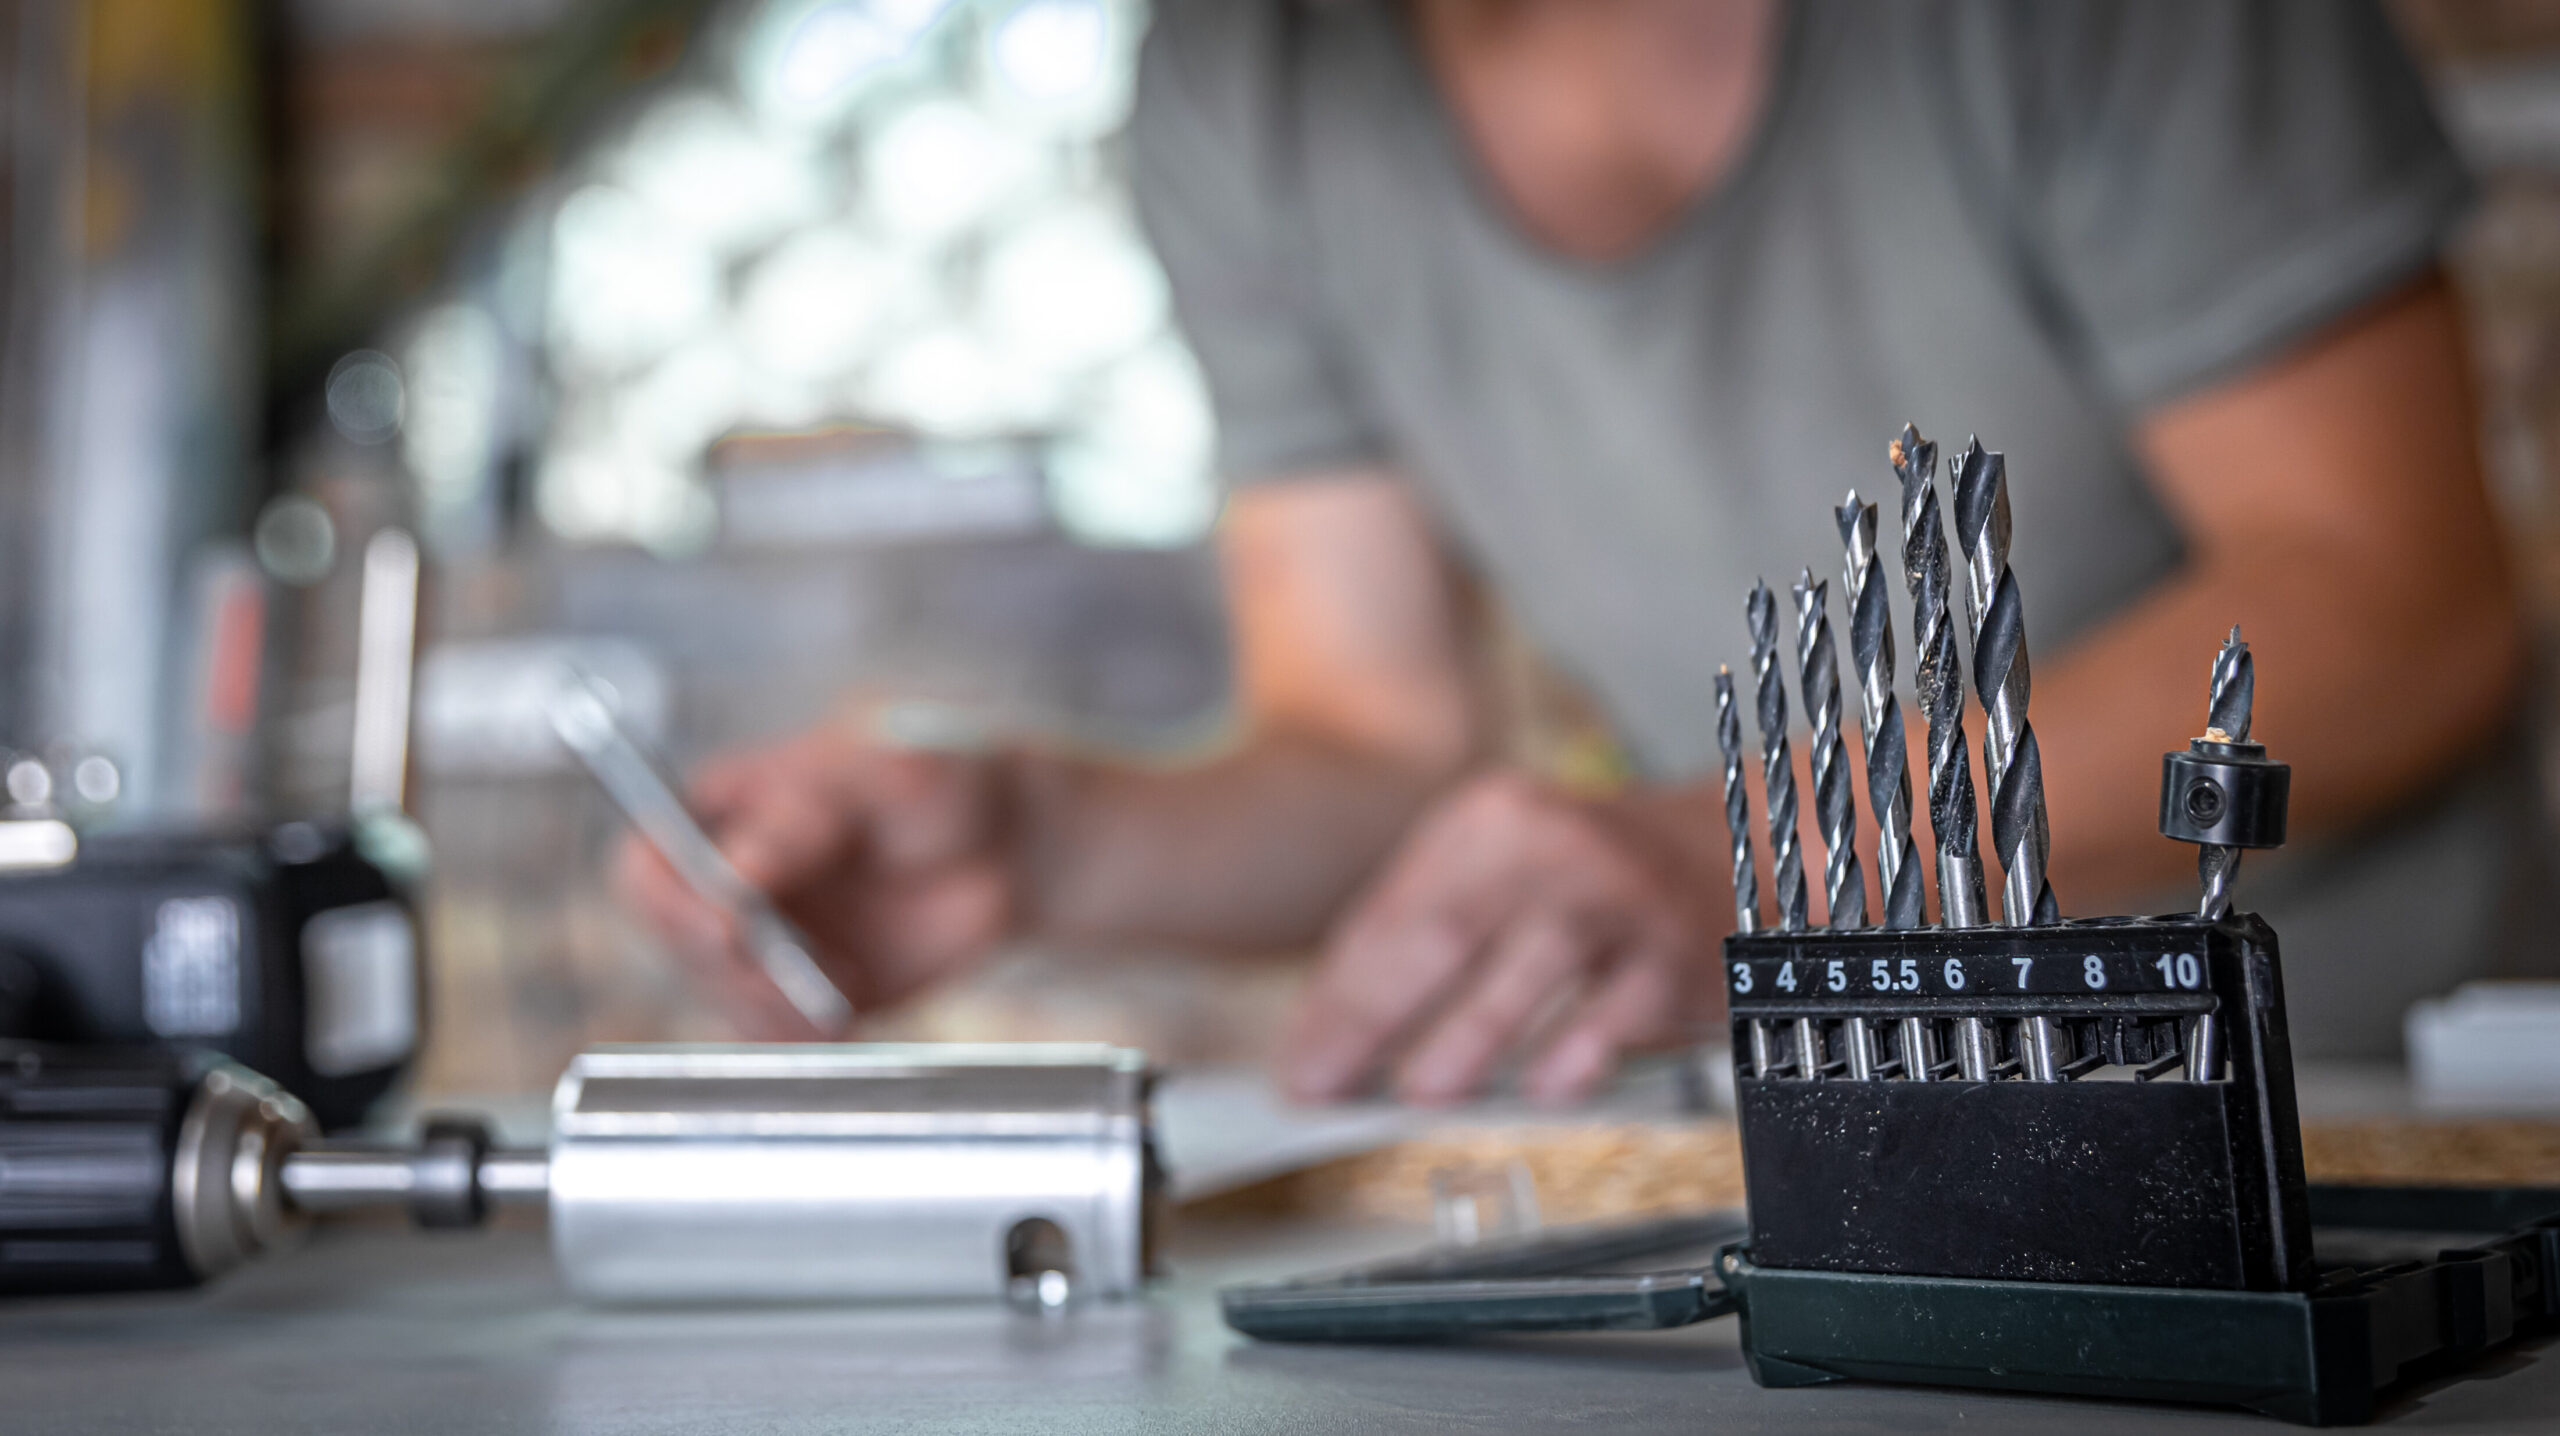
(625, 0), (2531, 1101)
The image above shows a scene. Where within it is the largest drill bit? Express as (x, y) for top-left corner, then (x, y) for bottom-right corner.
(1894, 425), (1991, 1081)
(1745, 582), (1810, 933)
(1949, 438), (2060, 928)
(1791, 572), (1867, 929)
(2198, 625), (2253, 921)
(1837, 492), (1922, 931)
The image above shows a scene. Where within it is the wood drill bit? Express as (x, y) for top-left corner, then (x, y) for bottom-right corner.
(1951, 437), (2067, 1082)
(1750, 582), (1819, 1077)
(1949, 438), (2060, 928)
(1713, 666), (1760, 935)
(1746, 582), (1810, 934)
(1792, 572), (1868, 929)
(1837, 492), (1923, 931)
(1894, 425), (1990, 1081)
(1716, 665), (1778, 1078)
(2198, 625), (2253, 921)
(1893, 426), (1989, 929)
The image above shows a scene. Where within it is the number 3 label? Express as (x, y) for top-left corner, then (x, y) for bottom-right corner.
(1733, 964), (1754, 994)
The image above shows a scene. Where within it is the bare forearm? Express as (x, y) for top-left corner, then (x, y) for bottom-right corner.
(1009, 735), (1459, 953)
(2043, 278), (2523, 910)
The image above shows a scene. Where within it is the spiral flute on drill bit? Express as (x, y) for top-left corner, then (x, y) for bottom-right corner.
(1949, 438), (2060, 929)
(1746, 582), (1810, 934)
(1838, 492), (1922, 931)
(1791, 573), (1867, 930)
(1894, 425), (1993, 1079)
(1892, 427), (1989, 930)
(1950, 438), (2068, 1080)
(1714, 666), (1761, 936)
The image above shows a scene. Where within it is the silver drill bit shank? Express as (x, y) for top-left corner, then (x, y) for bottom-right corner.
(1837, 493), (1923, 931)
(2199, 625), (2254, 921)
(1747, 582), (1819, 1077)
(1894, 426), (1991, 1080)
(1949, 438), (2066, 1081)
(1792, 572), (1868, 930)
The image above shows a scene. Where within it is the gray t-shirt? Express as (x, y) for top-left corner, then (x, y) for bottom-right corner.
(1129, 0), (2536, 1056)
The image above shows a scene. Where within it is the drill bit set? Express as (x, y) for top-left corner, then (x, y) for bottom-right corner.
(1716, 427), (2088, 1088)
(1225, 424), (2559, 1425)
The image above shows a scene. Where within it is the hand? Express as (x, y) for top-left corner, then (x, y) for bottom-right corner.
(614, 726), (1017, 1038)
(1278, 772), (1730, 1106)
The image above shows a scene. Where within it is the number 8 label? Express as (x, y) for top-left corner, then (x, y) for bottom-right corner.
(2083, 955), (2108, 989)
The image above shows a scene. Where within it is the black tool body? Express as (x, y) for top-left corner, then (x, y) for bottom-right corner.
(1725, 914), (2310, 1290)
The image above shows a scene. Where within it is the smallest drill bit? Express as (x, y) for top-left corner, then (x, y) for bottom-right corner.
(1713, 667), (1760, 936)
(1717, 668), (1783, 1080)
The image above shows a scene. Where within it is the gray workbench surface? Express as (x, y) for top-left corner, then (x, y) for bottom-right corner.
(3, 1219), (2553, 1434)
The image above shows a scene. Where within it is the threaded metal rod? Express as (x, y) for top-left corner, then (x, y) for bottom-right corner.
(1894, 427), (1991, 1081)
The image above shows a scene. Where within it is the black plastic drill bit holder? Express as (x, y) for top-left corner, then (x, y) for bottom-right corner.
(1225, 908), (2560, 1422)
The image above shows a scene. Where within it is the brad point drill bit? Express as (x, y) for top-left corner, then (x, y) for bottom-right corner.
(1841, 489), (1929, 1078)
(1894, 425), (1992, 1080)
(1950, 437), (2066, 1081)
(1747, 582), (1818, 1077)
(1713, 666), (1761, 935)
(1837, 491), (1923, 931)
(1794, 572), (1876, 1079)
(2198, 625), (2253, 922)
(1746, 582), (1810, 934)
(1792, 571), (1868, 930)
(1949, 438), (2059, 928)
(1715, 666), (1776, 1077)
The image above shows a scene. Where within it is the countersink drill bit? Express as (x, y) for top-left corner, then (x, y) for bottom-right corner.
(1748, 582), (1819, 1078)
(1792, 572), (1868, 930)
(2199, 625), (2253, 922)
(1950, 437), (2067, 1082)
(1837, 492), (1923, 931)
(1715, 666), (1777, 1078)
(1894, 425), (1992, 1080)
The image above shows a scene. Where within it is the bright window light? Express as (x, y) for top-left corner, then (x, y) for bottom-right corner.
(616, 93), (822, 256)
(736, 228), (911, 380)
(864, 97), (1046, 242)
(548, 184), (718, 374)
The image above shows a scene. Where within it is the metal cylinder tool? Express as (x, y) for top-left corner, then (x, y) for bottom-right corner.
(3, 1042), (1158, 1305)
